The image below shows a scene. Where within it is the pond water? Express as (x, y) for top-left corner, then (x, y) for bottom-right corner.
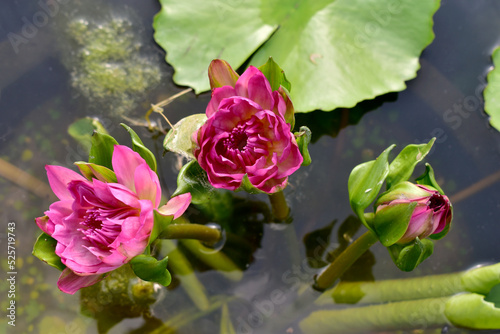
(1, 0), (500, 333)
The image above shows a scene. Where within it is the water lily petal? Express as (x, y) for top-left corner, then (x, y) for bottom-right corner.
(112, 145), (146, 192)
(46, 165), (87, 201)
(158, 193), (192, 219)
(247, 71), (274, 110)
(207, 86), (237, 117)
(235, 66), (263, 98)
(57, 268), (103, 294)
(134, 163), (161, 207)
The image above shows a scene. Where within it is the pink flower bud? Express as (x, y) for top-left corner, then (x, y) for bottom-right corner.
(374, 182), (452, 244)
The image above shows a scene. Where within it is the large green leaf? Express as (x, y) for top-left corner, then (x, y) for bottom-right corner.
(154, 0), (440, 112)
(484, 47), (500, 131)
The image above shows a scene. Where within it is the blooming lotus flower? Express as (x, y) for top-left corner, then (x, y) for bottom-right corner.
(193, 60), (303, 193)
(373, 182), (452, 245)
(35, 145), (191, 294)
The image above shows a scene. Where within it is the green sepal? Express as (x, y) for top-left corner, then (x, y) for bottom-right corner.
(238, 174), (265, 194)
(295, 126), (312, 166)
(348, 144), (395, 230)
(149, 210), (175, 246)
(278, 86), (296, 129)
(445, 293), (500, 329)
(372, 202), (417, 247)
(172, 160), (215, 204)
(259, 57), (295, 128)
(389, 237), (434, 272)
(68, 117), (109, 153)
(163, 113), (207, 160)
(415, 163), (444, 194)
(89, 131), (119, 170)
(386, 138), (435, 189)
(258, 57), (291, 92)
(121, 123), (157, 173)
(32, 231), (66, 271)
(208, 59), (239, 89)
(130, 254), (172, 287)
(75, 162), (117, 183)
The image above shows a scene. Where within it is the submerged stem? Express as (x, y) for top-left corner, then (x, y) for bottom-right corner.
(159, 222), (221, 245)
(268, 191), (290, 221)
(315, 230), (379, 291)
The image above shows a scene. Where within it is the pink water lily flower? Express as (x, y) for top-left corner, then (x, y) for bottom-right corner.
(35, 145), (191, 294)
(193, 60), (303, 193)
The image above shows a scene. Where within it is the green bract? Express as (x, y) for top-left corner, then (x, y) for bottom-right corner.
(130, 254), (172, 287)
(89, 131), (119, 170)
(348, 144), (394, 230)
(172, 160), (215, 204)
(154, 0), (440, 112)
(32, 232), (66, 271)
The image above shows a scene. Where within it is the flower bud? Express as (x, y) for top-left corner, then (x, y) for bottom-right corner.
(373, 182), (452, 245)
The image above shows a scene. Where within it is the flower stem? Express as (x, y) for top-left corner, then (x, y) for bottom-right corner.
(300, 296), (450, 333)
(268, 191), (290, 221)
(315, 230), (379, 291)
(160, 223), (221, 245)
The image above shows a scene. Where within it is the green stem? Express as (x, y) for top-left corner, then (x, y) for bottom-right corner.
(180, 239), (243, 281)
(268, 191), (290, 221)
(317, 271), (464, 305)
(315, 230), (379, 291)
(300, 297), (450, 333)
(160, 223), (221, 245)
(158, 240), (210, 311)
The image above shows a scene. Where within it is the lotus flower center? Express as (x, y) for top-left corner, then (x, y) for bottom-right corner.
(82, 209), (103, 230)
(428, 193), (446, 212)
(80, 208), (122, 247)
(225, 125), (248, 151)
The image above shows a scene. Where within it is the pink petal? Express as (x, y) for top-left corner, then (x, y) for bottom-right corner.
(46, 165), (87, 201)
(247, 71), (274, 110)
(107, 183), (140, 208)
(134, 163), (161, 207)
(40, 200), (74, 236)
(112, 145), (146, 192)
(57, 268), (103, 294)
(206, 86), (237, 117)
(235, 66), (264, 98)
(158, 193), (192, 219)
(35, 215), (53, 236)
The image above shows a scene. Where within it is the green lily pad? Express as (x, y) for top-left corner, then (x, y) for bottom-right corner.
(154, 0), (440, 112)
(484, 46), (500, 131)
